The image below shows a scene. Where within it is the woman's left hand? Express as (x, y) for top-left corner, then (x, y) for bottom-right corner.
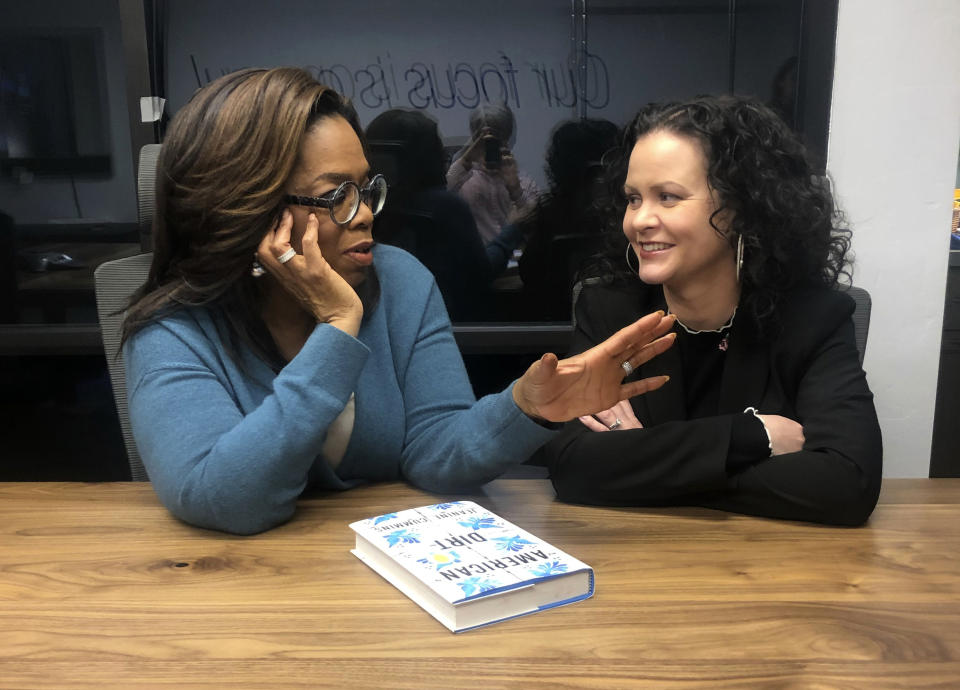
(579, 399), (643, 433)
(512, 311), (676, 423)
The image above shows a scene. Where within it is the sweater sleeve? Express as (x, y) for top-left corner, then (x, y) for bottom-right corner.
(545, 288), (882, 526)
(446, 156), (472, 193)
(125, 321), (369, 535)
(396, 280), (557, 491)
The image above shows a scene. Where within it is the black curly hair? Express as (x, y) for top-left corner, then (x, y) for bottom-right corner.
(585, 93), (851, 333)
(365, 108), (447, 206)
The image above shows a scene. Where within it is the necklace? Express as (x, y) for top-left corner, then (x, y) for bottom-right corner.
(672, 307), (736, 352)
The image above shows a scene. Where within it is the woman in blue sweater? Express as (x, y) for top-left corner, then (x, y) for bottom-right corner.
(121, 67), (675, 535)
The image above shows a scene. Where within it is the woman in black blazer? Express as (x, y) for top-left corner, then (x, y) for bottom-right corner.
(538, 95), (882, 526)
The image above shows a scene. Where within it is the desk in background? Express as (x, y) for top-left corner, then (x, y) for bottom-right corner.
(1, 241), (142, 356)
(2, 479), (959, 688)
(14, 242), (141, 320)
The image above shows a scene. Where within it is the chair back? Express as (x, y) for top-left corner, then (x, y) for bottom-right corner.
(93, 142), (161, 480)
(365, 140), (405, 192)
(843, 285), (871, 365)
(137, 144), (162, 249)
(94, 253), (153, 480)
(570, 277), (604, 328)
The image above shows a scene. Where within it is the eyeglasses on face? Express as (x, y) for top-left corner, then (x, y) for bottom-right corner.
(283, 174), (387, 226)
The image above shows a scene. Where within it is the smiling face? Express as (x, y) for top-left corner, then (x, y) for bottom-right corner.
(286, 115), (375, 288)
(622, 130), (735, 294)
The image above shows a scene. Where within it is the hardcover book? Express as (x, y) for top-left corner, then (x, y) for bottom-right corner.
(349, 500), (595, 632)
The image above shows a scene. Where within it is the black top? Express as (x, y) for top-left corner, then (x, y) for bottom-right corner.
(677, 323), (728, 417)
(538, 279), (883, 526)
(673, 320), (769, 471)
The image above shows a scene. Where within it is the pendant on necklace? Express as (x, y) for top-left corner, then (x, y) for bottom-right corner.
(719, 336), (729, 352)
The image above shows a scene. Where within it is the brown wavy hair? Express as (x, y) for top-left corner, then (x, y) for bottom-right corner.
(121, 67), (364, 367)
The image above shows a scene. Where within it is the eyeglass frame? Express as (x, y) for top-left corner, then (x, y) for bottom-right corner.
(283, 173), (387, 226)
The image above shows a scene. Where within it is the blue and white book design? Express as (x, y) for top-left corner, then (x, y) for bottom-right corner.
(349, 500), (594, 632)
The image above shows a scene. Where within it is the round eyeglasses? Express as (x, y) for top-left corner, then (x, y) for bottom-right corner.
(283, 174), (387, 226)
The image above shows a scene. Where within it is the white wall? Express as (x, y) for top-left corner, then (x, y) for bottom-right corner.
(827, 0), (960, 476)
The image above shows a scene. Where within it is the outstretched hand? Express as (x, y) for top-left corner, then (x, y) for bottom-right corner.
(512, 311), (676, 423)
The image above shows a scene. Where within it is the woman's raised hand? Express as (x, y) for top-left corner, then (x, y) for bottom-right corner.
(257, 209), (363, 336)
(512, 311), (677, 423)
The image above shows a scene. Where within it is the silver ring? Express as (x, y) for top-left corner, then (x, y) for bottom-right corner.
(277, 248), (296, 264)
(621, 360), (634, 375)
(608, 418), (622, 430)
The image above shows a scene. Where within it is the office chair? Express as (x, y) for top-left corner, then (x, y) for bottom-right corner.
(93, 144), (161, 480)
(137, 144), (162, 250)
(842, 285), (872, 365)
(94, 252), (153, 480)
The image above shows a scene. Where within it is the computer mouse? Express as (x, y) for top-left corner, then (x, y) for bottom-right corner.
(44, 253), (85, 270)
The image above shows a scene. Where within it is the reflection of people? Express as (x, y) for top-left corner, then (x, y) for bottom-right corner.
(538, 94), (882, 526)
(517, 118), (619, 321)
(120, 68), (676, 535)
(447, 103), (538, 245)
(769, 56), (798, 128)
(365, 109), (494, 320)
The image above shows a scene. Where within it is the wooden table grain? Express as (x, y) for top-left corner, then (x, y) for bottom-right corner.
(1, 479), (959, 689)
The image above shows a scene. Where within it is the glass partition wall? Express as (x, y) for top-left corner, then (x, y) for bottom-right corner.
(153, 0), (832, 327)
(0, 0), (838, 477)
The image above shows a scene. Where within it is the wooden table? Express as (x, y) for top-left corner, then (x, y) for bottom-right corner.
(2, 479), (959, 688)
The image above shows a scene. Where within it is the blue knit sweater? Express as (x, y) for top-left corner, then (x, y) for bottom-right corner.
(125, 245), (555, 534)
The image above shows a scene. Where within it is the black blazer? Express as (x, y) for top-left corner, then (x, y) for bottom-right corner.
(540, 280), (883, 526)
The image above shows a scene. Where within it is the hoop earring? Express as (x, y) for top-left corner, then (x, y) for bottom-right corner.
(735, 234), (744, 283)
(625, 243), (640, 276)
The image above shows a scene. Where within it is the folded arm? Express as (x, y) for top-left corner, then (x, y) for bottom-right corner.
(127, 321), (368, 534)
(546, 294), (882, 526)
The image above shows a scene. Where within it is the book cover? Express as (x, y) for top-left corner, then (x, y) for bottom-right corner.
(349, 500), (594, 632)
